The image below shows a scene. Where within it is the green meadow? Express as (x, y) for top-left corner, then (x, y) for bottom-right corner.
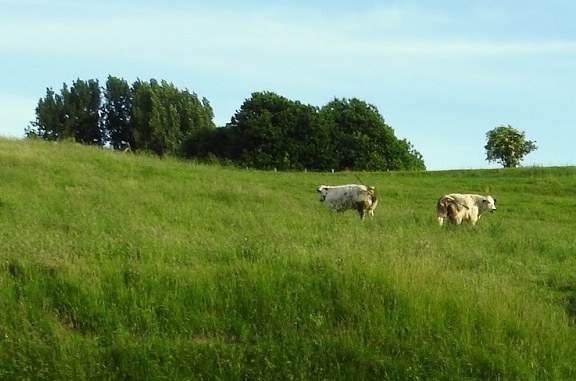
(1, 138), (575, 380)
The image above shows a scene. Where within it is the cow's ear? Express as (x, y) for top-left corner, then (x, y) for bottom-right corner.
(493, 198), (497, 205)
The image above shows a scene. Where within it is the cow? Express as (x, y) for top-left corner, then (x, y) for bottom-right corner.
(436, 193), (497, 226)
(317, 184), (378, 220)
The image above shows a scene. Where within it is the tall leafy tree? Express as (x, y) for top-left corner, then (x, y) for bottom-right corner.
(26, 87), (66, 140)
(485, 125), (537, 168)
(64, 78), (103, 145)
(388, 139), (426, 170)
(102, 75), (132, 150)
(177, 89), (215, 139)
(320, 98), (425, 171)
(129, 79), (155, 153)
(129, 79), (216, 156)
(222, 92), (425, 171)
(182, 126), (234, 162)
(27, 77), (425, 171)
(149, 83), (181, 157)
(286, 102), (334, 170)
(228, 92), (322, 170)
(229, 92), (285, 169)
(29, 76), (216, 157)
(320, 98), (382, 170)
(27, 80), (103, 144)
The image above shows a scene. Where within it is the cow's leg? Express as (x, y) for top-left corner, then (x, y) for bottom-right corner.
(356, 202), (366, 220)
(437, 216), (445, 226)
(469, 209), (479, 226)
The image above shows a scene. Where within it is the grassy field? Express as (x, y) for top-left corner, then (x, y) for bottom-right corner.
(1, 138), (575, 380)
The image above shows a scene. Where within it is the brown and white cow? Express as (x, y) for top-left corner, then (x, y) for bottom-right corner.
(317, 184), (378, 220)
(436, 193), (496, 226)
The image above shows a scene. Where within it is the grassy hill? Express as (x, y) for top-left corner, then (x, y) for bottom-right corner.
(1, 138), (575, 380)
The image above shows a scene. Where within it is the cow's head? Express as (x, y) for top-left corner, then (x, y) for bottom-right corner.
(482, 196), (497, 212)
(317, 185), (329, 202)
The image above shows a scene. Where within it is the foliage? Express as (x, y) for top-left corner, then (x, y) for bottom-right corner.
(130, 79), (182, 156)
(320, 98), (425, 171)
(1, 139), (576, 379)
(27, 76), (216, 157)
(65, 79), (103, 145)
(182, 126), (235, 162)
(27, 79), (424, 170)
(216, 92), (425, 171)
(25, 87), (65, 140)
(485, 125), (538, 167)
(102, 75), (132, 150)
(26, 79), (102, 144)
(225, 92), (328, 170)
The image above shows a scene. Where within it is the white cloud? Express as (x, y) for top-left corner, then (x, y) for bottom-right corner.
(3, 3), (575, 62)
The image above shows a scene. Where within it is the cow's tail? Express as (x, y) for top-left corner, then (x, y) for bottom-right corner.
(355, 174), (377, 198)
(438, 195), (469, 211)
(354, 173), (367, 186)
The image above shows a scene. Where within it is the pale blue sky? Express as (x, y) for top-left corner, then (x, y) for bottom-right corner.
(1, 0), (575, 170)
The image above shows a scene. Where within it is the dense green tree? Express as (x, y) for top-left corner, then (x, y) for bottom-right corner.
(65, 78), (103, 144)
(222, 93), (425, 171)
(129, 79), (155, 152)
(26, 87), (66, 140)
(177, 89), (215, 139)
(388, 139), (426, 170)
(320, 98), (425, 171)
(182, 126), (233, 161)
(26, 80), (103, 144)
(128, 79), (216, 156)
(228, 92), (288, 169)
(228, 92), (326, 170)
(127, 79), (216, 156)
(148, 84), (181, 157)
(288, 102), (335, 171)
(27, 77), (425, 170)
(102, 76), (132, 150)
(485, 125), (537, 168)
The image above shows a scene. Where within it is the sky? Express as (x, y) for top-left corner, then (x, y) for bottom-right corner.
(1, 0), (575, 170)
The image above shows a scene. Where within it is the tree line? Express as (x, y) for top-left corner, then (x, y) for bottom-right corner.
(26, 76), (426, 171)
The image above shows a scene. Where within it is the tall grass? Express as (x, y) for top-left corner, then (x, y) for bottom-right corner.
(0, 138), (575, 379)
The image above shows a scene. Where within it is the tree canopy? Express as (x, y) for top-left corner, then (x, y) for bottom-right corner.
(225, 92), (330, 170)
(319, 98), (424, 171)
(27, 78), (425, 171)
(210, 92), (425, 171)
(26, 79), (102, 144)
(485, 125), (537, 168)
(27, 76), (215, 156)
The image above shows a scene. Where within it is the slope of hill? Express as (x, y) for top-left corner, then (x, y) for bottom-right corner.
(1, 138), (575, 379)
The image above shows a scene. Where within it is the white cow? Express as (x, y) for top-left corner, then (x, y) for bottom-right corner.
(317, 184), (378, 220)
(436, 193), (497, 226)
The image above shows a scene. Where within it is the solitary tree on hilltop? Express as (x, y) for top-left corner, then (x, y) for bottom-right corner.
(485, 125), (537, 168)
